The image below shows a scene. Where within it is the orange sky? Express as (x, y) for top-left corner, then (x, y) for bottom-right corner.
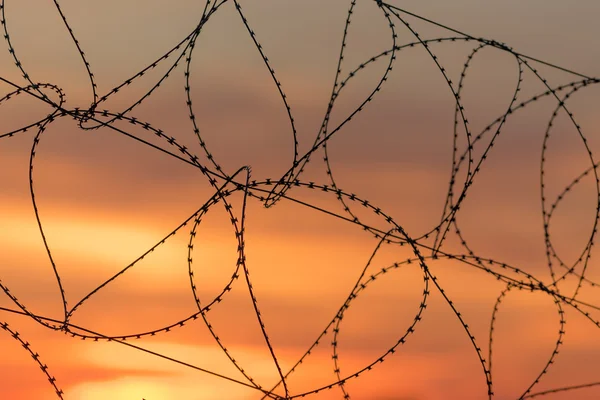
(0, 1), (599, 399)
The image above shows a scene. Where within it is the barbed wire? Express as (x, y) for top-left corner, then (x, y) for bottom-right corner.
(0, 0), (598, 399)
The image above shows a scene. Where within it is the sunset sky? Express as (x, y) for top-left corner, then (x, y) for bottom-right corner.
(0, 1), (599, 399)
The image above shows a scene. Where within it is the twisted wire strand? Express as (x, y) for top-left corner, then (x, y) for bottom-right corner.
(0, 0), (598, 398)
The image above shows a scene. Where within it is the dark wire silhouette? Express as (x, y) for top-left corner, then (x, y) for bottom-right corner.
(0, 0), (599, 399)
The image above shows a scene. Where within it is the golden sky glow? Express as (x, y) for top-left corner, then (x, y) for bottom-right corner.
(0, 1), (599, 399)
